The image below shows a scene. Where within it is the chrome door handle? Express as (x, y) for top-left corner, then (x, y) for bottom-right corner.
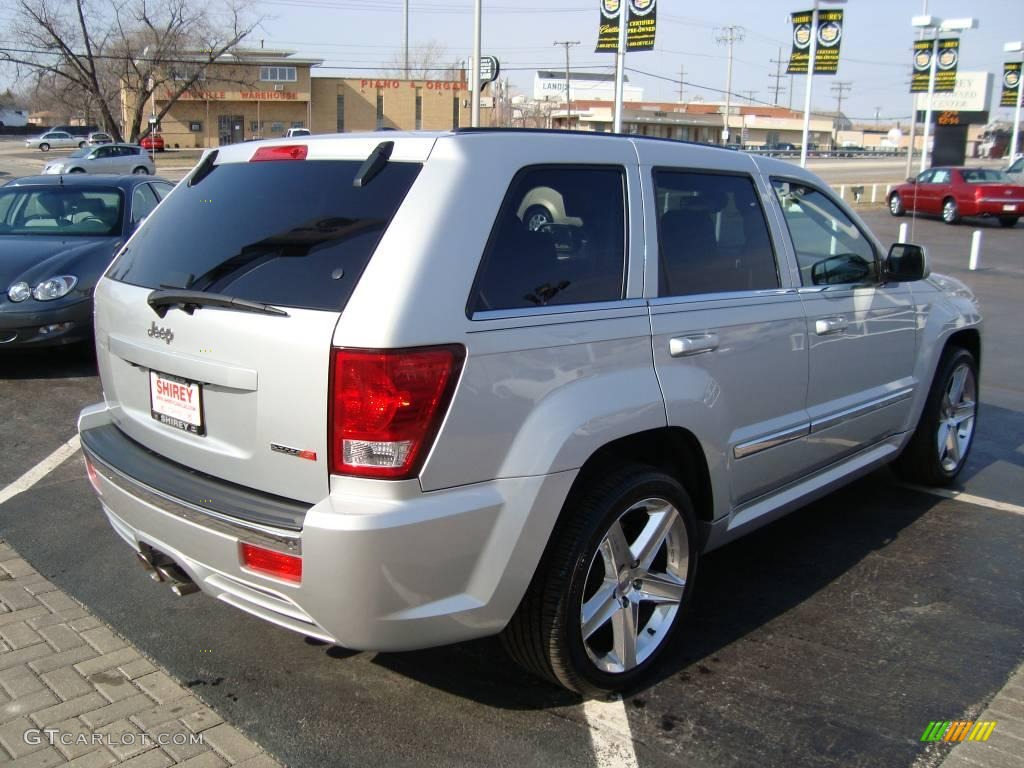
(815, 316), (848, 335)
(669, 334), (720, 357)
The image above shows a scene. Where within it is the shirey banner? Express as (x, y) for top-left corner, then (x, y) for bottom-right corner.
(596, 0), (657, 53)
(912, 38), (960, 93)
(786, 9), (843, 75)
(1002, 61), (1022, 107)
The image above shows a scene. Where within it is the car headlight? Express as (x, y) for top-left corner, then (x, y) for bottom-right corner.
(7, 282), (31, 302)
(31, 276), (78, 301)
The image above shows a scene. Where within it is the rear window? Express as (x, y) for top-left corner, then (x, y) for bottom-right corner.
(106, 158), (421, 312)
(960, 169), (1012, 184)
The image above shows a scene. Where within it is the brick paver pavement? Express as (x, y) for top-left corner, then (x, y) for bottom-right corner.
(0, 539), (281, 768)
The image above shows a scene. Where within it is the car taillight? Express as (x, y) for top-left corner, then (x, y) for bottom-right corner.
(250, 144), (308, 162)
(329, 346), (464, 479)
(240, 543), (302, 582)
(84, 456), (101, 496)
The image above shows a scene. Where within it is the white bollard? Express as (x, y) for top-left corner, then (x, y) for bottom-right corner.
(886, 184), (892, 197)
(969, 230), (983, 270)
(898, 222), (909, 243)
(871, 184), (877, 203)
(840, 184), (846, 200)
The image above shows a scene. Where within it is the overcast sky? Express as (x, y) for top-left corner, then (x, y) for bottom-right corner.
(248, 0), (1024, 123)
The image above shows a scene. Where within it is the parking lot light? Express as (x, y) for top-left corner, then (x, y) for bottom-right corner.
(1005, 41), (1023, 161)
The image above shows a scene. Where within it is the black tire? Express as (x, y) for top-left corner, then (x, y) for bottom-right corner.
(78, 141), (86, 148)
(889, 193), (905, 217)
(998, 216), (1019, 228)
(523, 205), (553, 232)
(39, 143), (50, 152)
(893, 346), (978, 486)
(942, 197), (960, 225)
(132, 166), (149, 175)
(501, 465), (699, 695)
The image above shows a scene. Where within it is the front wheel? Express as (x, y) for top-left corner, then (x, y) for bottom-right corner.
(893, 346), (978, 486)
(502, 466), (698, 694)
(132, 166), (149, 175)
(78, 141), (86, 148)
(999, 216), (1019, 228)
(889, 193), (905, 217)
(942, 198), (961, 225)
(39, 143), (50, 152)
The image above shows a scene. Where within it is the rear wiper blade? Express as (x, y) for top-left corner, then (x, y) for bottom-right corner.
(146, 289), (289, 318)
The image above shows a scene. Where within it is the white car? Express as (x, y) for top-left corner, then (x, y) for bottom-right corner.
(25, 131), (86, 151)
(42, 144), (156, 176)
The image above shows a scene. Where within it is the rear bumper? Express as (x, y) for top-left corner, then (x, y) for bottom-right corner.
(0, 299), (93, 348)
(968, 200), (1024, 217)
(78, 402), (575, 651)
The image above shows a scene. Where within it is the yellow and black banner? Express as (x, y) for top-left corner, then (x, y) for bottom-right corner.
(1002, 61), (1021, 107)
(786, 9), (843, 75)
(912, 39), (959, 93)
(596, 0), (657, 53)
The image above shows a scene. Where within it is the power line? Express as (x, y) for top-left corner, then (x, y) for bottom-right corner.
(714, 25), (744, 144)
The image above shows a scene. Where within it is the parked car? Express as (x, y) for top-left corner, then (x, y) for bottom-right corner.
(77, 130), (981, 694)
(0, 174), (174, 348)
(53, 124), (99, 137)
(42, 144), (155, 176)
(889, 166), (1024, 227)
(283, 127), (311, 138)
(86, 132), (114, 145)
(140, 134), (165, 152)
(1006, 155), (1024, 184)
(24, 131), (86, 151)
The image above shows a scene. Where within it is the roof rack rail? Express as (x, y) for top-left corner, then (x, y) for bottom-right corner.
(449, 127), (731, 152)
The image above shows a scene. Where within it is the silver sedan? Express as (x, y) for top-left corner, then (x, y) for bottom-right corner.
(41, 144), (155, 176)
(24, 131), (86, 151)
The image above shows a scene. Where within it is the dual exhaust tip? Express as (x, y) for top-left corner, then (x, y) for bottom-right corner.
(136, 549), (199, 597)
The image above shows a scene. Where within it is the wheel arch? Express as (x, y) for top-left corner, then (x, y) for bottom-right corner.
(945, 327), (981, 373)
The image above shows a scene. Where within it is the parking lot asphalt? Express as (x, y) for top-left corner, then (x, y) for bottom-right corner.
(1, 164), (1023, 767)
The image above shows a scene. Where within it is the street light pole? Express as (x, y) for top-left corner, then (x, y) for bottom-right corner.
(799, 0), (819, 167)
(612, 2), (628, 132)
(1006, 41), (1024, 160)
(919, 35), (939, 173)
(470, 0), (482, 127)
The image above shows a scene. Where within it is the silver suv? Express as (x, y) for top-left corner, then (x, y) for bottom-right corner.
(78, 130), (981, 694)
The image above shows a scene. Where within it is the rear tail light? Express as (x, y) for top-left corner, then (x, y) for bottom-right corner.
(250, 144), (308, 162)
(329, 346), (464, 478)
(240, 543), (302, 582)
(84, 456), (101, 495)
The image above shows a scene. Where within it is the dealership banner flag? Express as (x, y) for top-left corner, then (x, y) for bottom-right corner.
(596, 0), (657, 53)
(911, 38), (959, 93)
(786, 9), (843, 75)
(1002, 61), (1021, 107)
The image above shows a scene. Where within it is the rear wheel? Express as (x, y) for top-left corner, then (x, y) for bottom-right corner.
(893, 346), (978, 486)
(501, 465), (698, 694)
(524, 205), (552, 232)
(999, 216), (1019, 228)
(942, 197), (960, 225)
(889, 193), (905, 217)
(132, 166), (149, 175)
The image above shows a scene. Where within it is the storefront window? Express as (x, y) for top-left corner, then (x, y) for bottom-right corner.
(376, 90), (384, 130)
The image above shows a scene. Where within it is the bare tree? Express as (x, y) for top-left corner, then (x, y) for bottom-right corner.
(384, 40), (458, 81)
(1, 0), (261, 141)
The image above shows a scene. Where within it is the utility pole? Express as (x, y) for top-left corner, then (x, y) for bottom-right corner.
(678, 64), (687, 102)
(403, 0), (409, 79)
(470, 0), (481, 127)
(742, 90), (759, 104)
(830, 80), (852, 148)
(715, 25), (745, 144)
(554, 40), (580, 129)
(874, 106), (882, 125)
(769, 47), (787, 106)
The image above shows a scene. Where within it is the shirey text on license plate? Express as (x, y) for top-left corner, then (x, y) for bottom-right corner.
(149, 371), (205, 436)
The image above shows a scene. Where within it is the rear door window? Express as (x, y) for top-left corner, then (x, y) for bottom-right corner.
(131, 184), (159, 229)
(654, 170), (779, 296)
(107, 158), (421, 312)
(468, 165), (626, 313)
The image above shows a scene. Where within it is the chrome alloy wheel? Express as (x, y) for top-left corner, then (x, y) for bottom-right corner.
(580, 497), (688, 674)
(937, 363), (976, 473)
(890, 194), (902, 215)
(943, 199), (958, 223)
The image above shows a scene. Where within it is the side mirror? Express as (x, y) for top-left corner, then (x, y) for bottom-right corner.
(811, 253), (872, 285)
(906, 177), (917, 184)
(885, 243), (929, 282)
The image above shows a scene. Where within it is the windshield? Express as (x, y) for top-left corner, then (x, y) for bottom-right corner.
(0, 187), (124, 237)
(106, 159), (421, 312)
(69, 148), (89, 158)
(961, 169), (1012, 184)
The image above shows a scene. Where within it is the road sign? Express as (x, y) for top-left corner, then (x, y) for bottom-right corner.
(479, 56), (499, 88)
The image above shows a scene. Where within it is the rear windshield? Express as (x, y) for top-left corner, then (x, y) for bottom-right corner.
(960, 169), (1012, 184)
(106, 158), (421, 312)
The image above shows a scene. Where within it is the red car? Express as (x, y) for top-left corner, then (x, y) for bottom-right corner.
(888, 166), (1024, 228)
(139, 134), (165, 152)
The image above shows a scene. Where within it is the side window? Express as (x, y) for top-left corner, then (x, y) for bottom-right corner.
(131, 184), (159, 229)
(931, 169), (951, 184)
(654, 170), (778, 297)
(150, 182), (174, 201)
(917, 169), (935, 184)
(772, 179), (877, 287)
(1010, 158), (1024, 174)
(469, 166), (626, 313)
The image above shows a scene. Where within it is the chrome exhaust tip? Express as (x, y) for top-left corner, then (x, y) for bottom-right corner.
(136, 551), (163, 581)
(170, 582), (200, 597)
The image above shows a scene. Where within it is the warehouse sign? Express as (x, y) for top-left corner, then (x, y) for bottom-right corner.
(169, 90), (311, 101)
(786, 9), (843, 75)
(1002, 62), (1021, 107)
(911, 39), (959, 93)
(596, 0), (657, 53)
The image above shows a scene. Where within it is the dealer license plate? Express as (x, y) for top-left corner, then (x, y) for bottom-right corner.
(149, 371), (205, 436)
(1003, 204), (1017, 212)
